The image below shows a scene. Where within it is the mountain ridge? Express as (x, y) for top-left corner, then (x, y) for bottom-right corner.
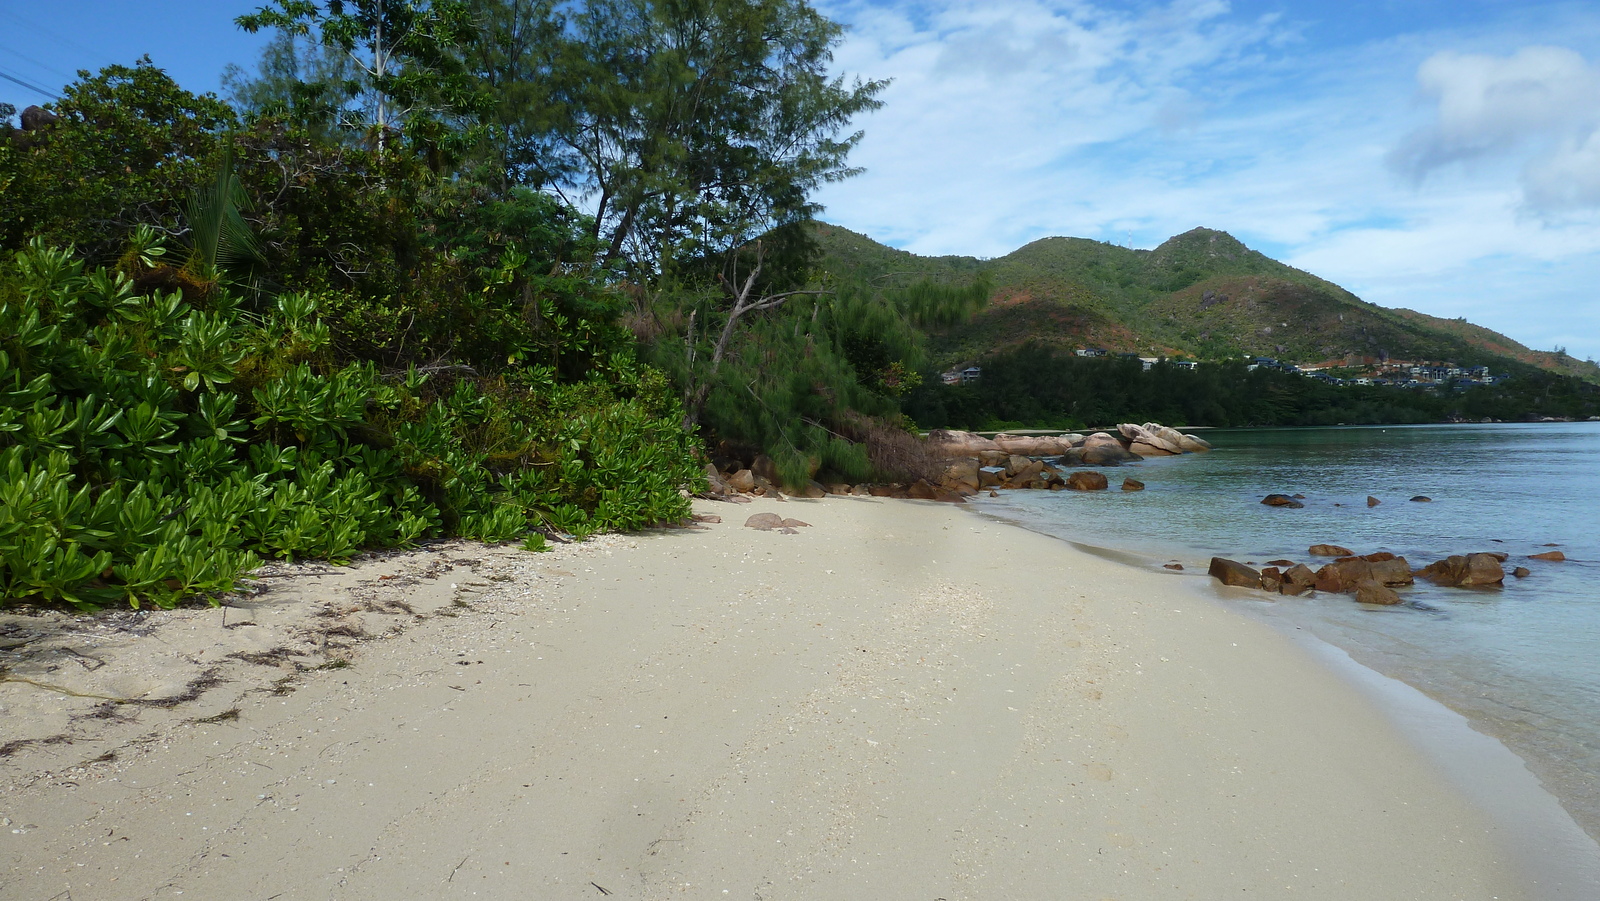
(811, 223), (1600, 384)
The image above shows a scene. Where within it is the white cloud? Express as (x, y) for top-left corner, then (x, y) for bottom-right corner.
(811, 2), (1600, 360)
(1388, 45), (1600, 213)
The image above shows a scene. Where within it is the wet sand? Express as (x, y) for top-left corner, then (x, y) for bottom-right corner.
(0, 496), (1581, 899)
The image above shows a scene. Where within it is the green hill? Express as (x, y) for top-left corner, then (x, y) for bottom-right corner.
(810, 223), (1600, 384)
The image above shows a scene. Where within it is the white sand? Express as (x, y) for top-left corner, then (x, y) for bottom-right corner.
(0, 496), (1581, 899)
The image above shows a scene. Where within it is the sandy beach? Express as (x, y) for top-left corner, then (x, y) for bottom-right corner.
(2, 495), (1595, 899)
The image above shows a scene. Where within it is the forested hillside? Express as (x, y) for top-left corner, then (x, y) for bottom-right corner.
(812, 224), (1600, 384)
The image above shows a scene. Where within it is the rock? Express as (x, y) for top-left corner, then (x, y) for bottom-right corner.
(692, 513), (722, 524)
(1006, 460), (1045, 485)
(794, 480), (827, 499)
(1266, 559), (1296, 567)
(1355, 580), (1403, 605)
(824, 483), (852, 495)
(727, 469), (756, 493)
(933, 488), (967, 504)
(1281, 564), (1317, 596)
(978, 450), (1010, 468)
(944, 459), (981, 489)
(1262, 494), (1304, 508)
(1082, 444), (1140, 465)
(1361, 552), (1397, 562)
(20, 105), (59, 131)
(1418, 553), (1505, 587)
(1365, 555), (1414, 586)
(1530, 550), (1566, 562)
(1410, 496), (1432, 502)
(978, 467), (1005, 488)
(867, 484), (897, 497)
(994, 434), (1078, 455)
(1260, 566), (1283, 592)
(703, 464), (733, 496)
(1309, 544), (1354, 557)
(907, 480), (939, 500)
(988, 490), (998, 497)
(1367, 496), (1381, 507)
(1314, 559), (1366, 593)
(1121, 478), (1145, 491)
(926, 429), (1000, 455)
(751, 454), (780, 485)
(1065, 471), (1109, 491)
(744, 513), (785, 530)
(1129, 441), (1176, 457)
(1056, 448), (1086, 466)
(1178, 434), (1212, 453)
(1164, 563), (1184, 570)
(1482, 551), (1509, 562)
(1082, 431), (1123, 449)
(1147, 424), (1187, 448)
(1513, 566), (1531, 578)
(849, 484), (872, 497)
(780, 518), (811, 528)
(1208, 557), (1261, 588)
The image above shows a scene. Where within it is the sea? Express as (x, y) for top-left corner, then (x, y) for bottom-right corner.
(975, 421), (1600, 847)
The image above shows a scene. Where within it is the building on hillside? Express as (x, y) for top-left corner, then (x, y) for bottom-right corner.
(1172, 360), (1199, 371)
(1076, 347), (1107, 357)
(1139, 357), (1159, 371)
(960, 366), (982, 384)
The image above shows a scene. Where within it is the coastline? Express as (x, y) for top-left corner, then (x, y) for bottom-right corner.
(0, 496), (1582, 898)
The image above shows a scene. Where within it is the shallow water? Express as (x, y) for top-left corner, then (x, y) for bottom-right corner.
(979, 422), (1600, 840)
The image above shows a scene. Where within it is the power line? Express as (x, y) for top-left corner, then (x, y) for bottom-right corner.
(0, 43), (76, 82)
(0, 65), (57, 99)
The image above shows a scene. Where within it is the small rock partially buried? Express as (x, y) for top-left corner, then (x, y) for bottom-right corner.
(1513, 566), (1532, 578)
(1309, 544), (1354, 557)
(1262, 494), (1304, 508)
(1410, 496), (1432, 502)
(1164, 563), (1184, 570)
(1121, 478), (1145, 491)
(744, 513), (811, 532)
(1367, 496), (1381, 507)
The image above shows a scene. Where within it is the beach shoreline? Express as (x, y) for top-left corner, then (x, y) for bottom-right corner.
(2, 496), (1592, 899)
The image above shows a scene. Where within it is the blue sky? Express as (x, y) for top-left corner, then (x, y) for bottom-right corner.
(3, 0), (1598, 362)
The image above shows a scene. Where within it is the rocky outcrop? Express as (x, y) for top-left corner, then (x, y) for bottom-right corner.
(1309, 544), (1353, 557)
(1262, 494), (1304, 508)
(744, 513), (811, 533)
(927, 429), (1000, 455)
(1178, 434), (1212, 453)
(1355, 580), (1403, 605)
(1280, 564), (1316, 596)
(1121, 478), (1145, 491)
(993, 434), (1082, 455)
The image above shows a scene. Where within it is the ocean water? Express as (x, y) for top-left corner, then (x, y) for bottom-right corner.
(976, 422), (1600, 841)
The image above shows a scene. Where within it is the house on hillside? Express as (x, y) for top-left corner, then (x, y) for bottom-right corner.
(1076, 347), (1107, 357)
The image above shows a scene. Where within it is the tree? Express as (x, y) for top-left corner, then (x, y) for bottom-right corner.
(0, 60), (235, 261)
(237, 0), (483, 156)
(539, 0), (886, 271)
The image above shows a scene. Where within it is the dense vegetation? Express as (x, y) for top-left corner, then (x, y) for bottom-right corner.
(907, 344), (1600, 431)
(0, 0), (915, 609)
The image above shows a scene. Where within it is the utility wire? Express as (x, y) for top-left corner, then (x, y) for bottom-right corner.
(0, 44), (75, 82)
(0, 65), (57, 99)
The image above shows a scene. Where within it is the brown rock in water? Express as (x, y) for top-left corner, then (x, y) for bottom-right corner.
(1361, 552), (1397, 562)
(1260, 566), (1283, 592)
(1530, 550), (1566, 562)
(1006, 455), (1032, 474)
(1006, 460), (1045, 486)
(1179, 433), (1212, 453)
(727, 469), (757, 493)
(1482, 551), (1509, 562)
(1367, 496), (1381, 507)
(1066, 471), (1109, 491)
(978, 467), (1004, 488)
(1262, 494), (1304, 508)
(1164, 563), (1184, 570)
(1410, 496), (1432, 502)
(1082, 444), (1140, 465)
(1281, 564), (1317, 596)
(1314, 559), (1370, 593)
(1209, 557), (1262, 588)
(1310, 544), (1354, 557)
(988, 490), (999, 497)
(744, 513), (785, 530)
(1355, 580), (1403, 605)
(1366, 556), (1414, 587)
(978, 450), (1010, 468)
(1122, 478), (1145, 491)
(1129, 441), (1176, 457)
(1267, 559), (1296, 567)
(1418, 553), (1504, 587)
(1513, 566), (1531, 578)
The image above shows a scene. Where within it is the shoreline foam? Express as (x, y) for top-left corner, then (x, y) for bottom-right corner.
(2, 497), (1584, 898)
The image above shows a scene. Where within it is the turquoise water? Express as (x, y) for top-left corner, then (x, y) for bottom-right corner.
(978, 422), (1600, 839)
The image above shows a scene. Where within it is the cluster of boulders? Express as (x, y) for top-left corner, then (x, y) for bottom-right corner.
(1209, 543), (1564, 605)
(929, 422), (1211, 467)
(699, 422), (1205, 504)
